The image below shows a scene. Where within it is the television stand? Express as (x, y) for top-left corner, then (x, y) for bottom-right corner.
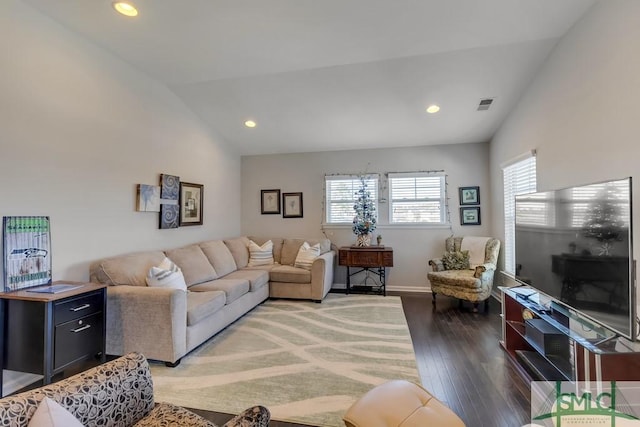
(500, 286), (640, 382)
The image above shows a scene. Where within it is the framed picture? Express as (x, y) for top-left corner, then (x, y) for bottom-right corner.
(459, 186), (480, 205)
(3, 216), (52, 292)
(179, 182), (203, 226)
(159, 174), (180, 229)
(261, 189), (281, 214)
(282, 192), (303, 218)
(460, 207), (481, 225)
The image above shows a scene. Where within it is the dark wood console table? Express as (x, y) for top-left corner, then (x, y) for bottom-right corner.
(0, 282), (107, 397)
(338, 246), (393, 295)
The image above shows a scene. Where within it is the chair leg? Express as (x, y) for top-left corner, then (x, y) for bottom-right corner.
(472, 302), (479, 313)
(431, 292), (436, 306)
(458, 299), (463, 309)
(484, 299), (490, 313)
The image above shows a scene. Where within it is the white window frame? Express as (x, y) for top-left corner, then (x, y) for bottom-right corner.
(502, 151), (537, 275)
(388, 172), (447, 225)
(324, 174), (378, 224)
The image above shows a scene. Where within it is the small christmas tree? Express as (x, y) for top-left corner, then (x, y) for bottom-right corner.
(581, 186), (625, 255)
(352, 177), (377, 244)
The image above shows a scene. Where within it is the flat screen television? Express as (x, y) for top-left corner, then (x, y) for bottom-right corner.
(515, 177), (635, 341)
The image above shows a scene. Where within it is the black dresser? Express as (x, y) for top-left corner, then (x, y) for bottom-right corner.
(0, 282), (107, 396)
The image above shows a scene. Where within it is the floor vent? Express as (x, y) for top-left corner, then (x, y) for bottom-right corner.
(477, 98), (494, 111)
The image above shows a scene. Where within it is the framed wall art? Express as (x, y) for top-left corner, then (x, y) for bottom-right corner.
(159, 174), (180, 229)
(282, 192), (303, 218)
(3, 216), (52, 292)
(459, 186), (480, 205)
(460, 206), (481, 225)
(179, 182), (203, 226)
(261, 189), (281, 214)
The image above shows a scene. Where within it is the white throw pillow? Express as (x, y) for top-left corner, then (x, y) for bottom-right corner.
(294, 242), (321, 270)
(28, 397), (84, 427)
(248, 240), (274, 266)
(145, 257), (187, 291)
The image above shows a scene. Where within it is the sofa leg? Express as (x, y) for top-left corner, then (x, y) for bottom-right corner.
(484, 299), (490, 313)
(431, 292), (436, 305)
(165, 359), (181, 368)
(472, 302), (479, 313)
(314, 300), (322, 303)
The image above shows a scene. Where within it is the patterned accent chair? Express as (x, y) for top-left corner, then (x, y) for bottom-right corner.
(0, 352), (270, 427)
(428, 236), (501, 312)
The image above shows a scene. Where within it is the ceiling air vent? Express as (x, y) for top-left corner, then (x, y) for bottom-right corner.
(477, 98), (494, 111)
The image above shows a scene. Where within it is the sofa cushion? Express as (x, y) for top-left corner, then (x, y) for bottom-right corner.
(145, 257), (187, 291)
(94, 251), (166, 286)
(281, 238), (331, 265)
(270, 265), (312, 284)
(28, 397), (83, 427)
(189, 279), (250, 304)
(165, 245), (218, 286)
(442, 250), (470, 271)
(225, 269), (269, 292)
(249, 237), (284, 264)
(186, 291), (226, 326)
(224, 236), (250, 269)
(248, 240), (274, 266)
(200, 240), (237, 277)
(294, 242), (320, 270)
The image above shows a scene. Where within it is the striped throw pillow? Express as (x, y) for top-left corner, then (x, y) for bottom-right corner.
(248, 240), (274, 266)
(145, 257), (187, 291)
(294, 242), (320, 270)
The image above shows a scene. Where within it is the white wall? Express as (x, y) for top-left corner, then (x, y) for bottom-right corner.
(490, 0), (640, 285)
(242, 142), (490, 291)
(0, 1), (241, 283)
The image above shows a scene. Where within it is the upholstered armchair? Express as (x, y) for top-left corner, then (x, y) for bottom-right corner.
(428, 236), (501, 312)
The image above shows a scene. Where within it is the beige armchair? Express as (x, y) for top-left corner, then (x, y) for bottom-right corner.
(428, 236), (500, 312)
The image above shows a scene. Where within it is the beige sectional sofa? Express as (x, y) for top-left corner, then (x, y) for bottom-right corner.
(89, 236), (334, 366)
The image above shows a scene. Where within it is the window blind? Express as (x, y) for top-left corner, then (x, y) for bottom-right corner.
(388, 172), (446, 224)
(503, 153), (537, 274)
(325, 175), (378, 223)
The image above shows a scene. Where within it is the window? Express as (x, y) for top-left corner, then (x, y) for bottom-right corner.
(325, 175), (378, 224)
(503, 152), (537, 275)
(388, 173), (446, 224)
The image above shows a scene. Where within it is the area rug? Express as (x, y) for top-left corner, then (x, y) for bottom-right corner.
(149, 294), (420, 426)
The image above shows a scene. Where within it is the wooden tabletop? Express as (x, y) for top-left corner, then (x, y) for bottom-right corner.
(0, 281), (106, 302)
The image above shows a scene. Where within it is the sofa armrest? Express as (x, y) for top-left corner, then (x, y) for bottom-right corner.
(107, 286), (187, 364)
(428, 258), (445, 272)
(473, 262), (497, 278)
(0, 353), (154, 426)
(223, 406), (270, 427)
(309, 250), (335, 301)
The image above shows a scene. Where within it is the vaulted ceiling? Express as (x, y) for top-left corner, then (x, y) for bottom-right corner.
(22, 0), (596, 155)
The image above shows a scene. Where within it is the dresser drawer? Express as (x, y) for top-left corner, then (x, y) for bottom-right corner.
(54, 312), (104, 370)
(54, 291), (103, 324)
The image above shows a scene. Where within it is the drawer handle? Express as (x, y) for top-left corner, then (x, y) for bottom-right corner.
(71, 324), (91, 333)
(70, 304), (91, 312)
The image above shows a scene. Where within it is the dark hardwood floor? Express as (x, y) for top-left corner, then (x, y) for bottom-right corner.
(191, 294), (531, 427)
(403, 294), (531, 427)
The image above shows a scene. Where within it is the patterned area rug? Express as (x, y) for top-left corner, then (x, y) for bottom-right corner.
(150, 294), (419, 427)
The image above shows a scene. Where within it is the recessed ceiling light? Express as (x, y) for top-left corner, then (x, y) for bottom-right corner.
(112, 1), (138, 17)
(244, 120), (257, 128)
(426, 105), (440, 114)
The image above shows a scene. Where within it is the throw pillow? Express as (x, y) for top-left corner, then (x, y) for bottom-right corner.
(145, 257), (187, 291)
(28, 397), (83, 427)
(248, 240), (274, 266)
(442, 250), (470, 270)
(294, 241), (321, 270)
